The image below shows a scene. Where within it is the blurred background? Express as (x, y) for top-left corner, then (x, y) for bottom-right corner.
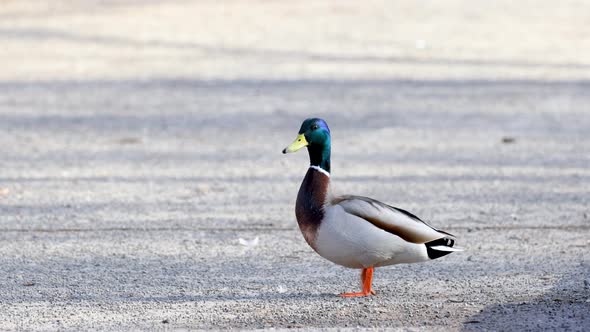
(1, 0), (589, 330)
(2, 0), (590, 81)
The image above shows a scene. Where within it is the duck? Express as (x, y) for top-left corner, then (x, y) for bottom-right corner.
(282, 118), (462, 297)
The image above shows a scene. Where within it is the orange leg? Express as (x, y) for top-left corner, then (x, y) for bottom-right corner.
(340, 267), (376, 297)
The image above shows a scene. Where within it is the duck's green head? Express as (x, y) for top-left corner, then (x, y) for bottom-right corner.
(283, 118), (331, 172)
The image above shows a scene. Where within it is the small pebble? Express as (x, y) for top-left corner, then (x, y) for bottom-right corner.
(117, 137), (142, 144)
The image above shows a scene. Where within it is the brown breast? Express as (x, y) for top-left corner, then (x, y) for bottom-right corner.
(295, 167), (330, 250)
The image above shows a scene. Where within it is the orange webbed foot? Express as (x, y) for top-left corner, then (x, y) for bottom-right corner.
(339, 267), (376, 298)
(339, 290), (375, 297)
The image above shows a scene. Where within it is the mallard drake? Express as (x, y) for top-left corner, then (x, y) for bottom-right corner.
(283, 118), (462, 297)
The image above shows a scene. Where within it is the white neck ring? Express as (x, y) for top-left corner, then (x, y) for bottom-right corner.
(310, 165), (330, 177)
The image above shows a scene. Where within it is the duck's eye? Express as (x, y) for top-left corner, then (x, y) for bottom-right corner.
(311, 125), (319, 130)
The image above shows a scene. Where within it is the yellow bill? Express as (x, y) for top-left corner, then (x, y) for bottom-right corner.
(282, 134), (308, 154)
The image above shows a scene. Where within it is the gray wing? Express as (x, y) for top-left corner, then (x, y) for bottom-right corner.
(332, 195), (454, 244)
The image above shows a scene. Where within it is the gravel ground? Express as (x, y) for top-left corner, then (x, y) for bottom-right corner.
(1, 1), (589, 331)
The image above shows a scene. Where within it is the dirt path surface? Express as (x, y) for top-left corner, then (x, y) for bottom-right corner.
(1, 1), (589, 331)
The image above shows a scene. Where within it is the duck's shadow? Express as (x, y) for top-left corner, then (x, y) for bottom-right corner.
(461, 271), (590, 331)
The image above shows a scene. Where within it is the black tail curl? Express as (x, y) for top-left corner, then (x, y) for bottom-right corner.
(425, 237), (457, 259)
